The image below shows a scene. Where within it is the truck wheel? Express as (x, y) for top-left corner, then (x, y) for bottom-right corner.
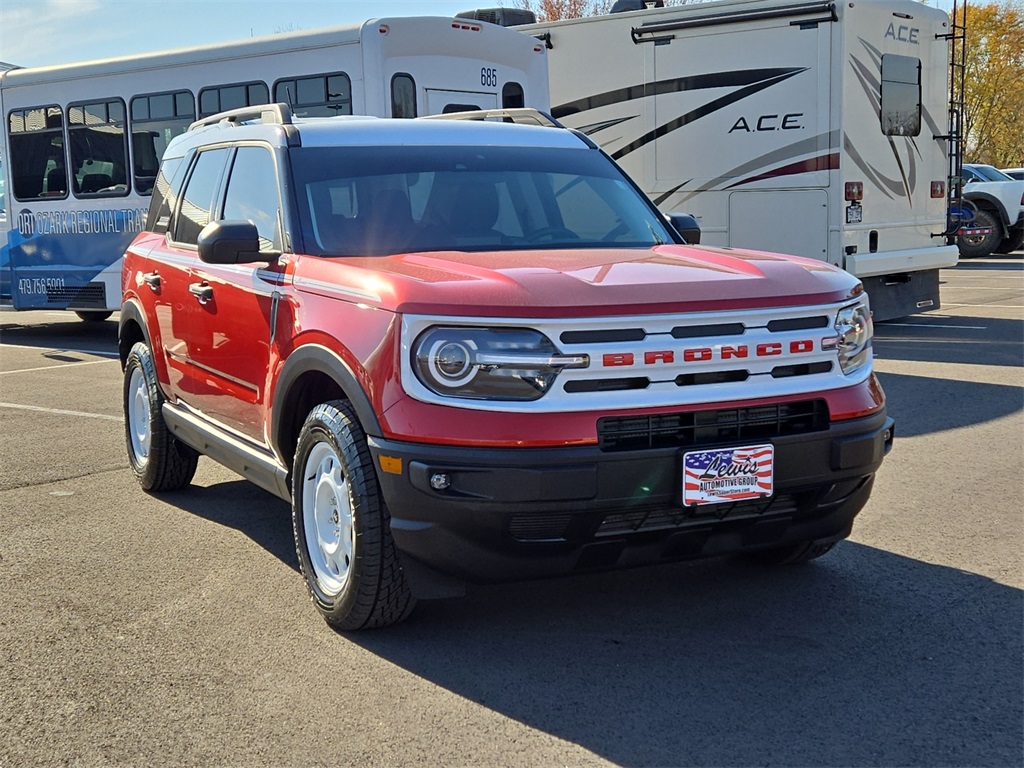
(123, 342), (198, 491)
(994, 227), (1024, 254)
(75, 311), (113, 322)
(958, 209), (1001, 258)
(742, 540), (837, 565)
(292, 400), (415, 630)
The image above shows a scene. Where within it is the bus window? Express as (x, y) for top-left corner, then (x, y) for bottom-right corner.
(502, 82), (525, 109)
(130, 90), (195, 195)
(391, 74), (417, 118)
(68, 99), (129, 197)
(8, 106), (67, 201)
(198, 81), (270, 118)
(273, 73), (352, 117)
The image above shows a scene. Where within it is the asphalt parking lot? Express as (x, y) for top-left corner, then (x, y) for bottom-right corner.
(1, 255), (1022, 767)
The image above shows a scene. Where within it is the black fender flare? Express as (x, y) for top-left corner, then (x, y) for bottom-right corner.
(962, 191), (1010, 228)
(118, 299), (153, 369)
(271, 344), (383, 456)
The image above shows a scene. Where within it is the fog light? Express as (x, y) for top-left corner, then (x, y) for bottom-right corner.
(430, 473), (451, 490)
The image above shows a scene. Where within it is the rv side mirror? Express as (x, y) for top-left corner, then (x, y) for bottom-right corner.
(197, 221), (266, 264)
(665, 212), (701, 244)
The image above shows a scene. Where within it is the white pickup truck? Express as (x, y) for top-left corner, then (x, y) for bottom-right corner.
(959, 164), (1024, 257)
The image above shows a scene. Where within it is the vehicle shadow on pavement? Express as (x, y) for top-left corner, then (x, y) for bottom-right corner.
(875, 371), (1023, 437)
(354, 544), (1022, 767)
(0, 315), (119, 355)
(161, 478), (298, 570)
(949, 255), (1023, 271)
(875, 315), (1024, 368)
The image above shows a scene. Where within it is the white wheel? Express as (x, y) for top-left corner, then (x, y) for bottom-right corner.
(302, 442), (357, 597)
(128, 365), (152, 466)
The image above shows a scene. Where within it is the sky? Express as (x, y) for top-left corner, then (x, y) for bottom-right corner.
(0, 0), (960, 70)
(0, 0), (495, 68)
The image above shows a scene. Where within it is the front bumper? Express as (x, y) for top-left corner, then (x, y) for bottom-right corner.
(370, 408), (893, 582)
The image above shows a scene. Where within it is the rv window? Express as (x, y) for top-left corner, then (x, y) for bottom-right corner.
(502, 82), (525, 109)
(68, 99), (130, 198)
(130, 90), (195, 195)
(198, 81), (270, 118)
(8, 105), (68, 202)
(880, 54), (921, 137)
(171, 148), (229, 246)
(391, 74), (417, 119)
(273, 73), (353, 117)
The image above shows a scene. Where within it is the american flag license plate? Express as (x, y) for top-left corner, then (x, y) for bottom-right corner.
(683, 444), (774, 506)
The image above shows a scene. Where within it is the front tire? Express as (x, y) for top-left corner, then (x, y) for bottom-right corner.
(292, 400), (415, 630)
(958, 209), (1002, 258)
(123, 342), (198, 491)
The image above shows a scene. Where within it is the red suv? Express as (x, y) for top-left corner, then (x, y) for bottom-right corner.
(120, 105), (892, 629)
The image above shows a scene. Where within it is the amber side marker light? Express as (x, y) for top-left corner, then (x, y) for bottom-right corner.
(379, 455), (403, 474)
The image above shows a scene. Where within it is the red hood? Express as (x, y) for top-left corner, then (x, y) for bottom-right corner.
(292, 244), (860, 317)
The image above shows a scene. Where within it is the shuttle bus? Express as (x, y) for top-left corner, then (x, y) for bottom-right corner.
(0, 16), (548, 318)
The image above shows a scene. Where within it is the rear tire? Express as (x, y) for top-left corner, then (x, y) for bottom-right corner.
(75, 310), (113, 322)
(994, 227), (1024, 254)
(957, 209), (1001, 258)
(123, 342), (198, 491)
(292, 400), (415, 630)
(742, 540), (837, 565)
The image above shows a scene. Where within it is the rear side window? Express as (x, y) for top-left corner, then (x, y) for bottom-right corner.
(880, 54), (921, 137)
(171, 148), (229, 245)
(502, 82), (525, 109)
(222, 146), (282, 252)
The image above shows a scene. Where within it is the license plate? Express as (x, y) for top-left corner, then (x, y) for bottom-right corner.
(683, 444), (774, 506)
(846, 204), (863, 224)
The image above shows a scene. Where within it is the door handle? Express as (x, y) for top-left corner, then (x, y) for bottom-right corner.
(142, 271), (161, 290)
(188, 282), (213, 304)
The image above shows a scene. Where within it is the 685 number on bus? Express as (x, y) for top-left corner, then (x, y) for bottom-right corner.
(480, 67), (498, 87)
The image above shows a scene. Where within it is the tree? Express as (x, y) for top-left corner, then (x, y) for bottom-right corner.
(960, 2), (1024, 167)
(515, 0), (689, 22)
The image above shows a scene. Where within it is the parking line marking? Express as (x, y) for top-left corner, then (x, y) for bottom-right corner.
(881, 322), (987, 329)
(940, 304), (1024, 309)
(0, 359), (117, 375)
(0, 402), (120, 421)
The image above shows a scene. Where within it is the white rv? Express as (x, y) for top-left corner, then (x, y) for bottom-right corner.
(515, 0), (958, 320)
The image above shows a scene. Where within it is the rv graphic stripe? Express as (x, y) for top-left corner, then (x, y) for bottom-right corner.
(609, 69), (808, 161)
(725, 152), (839, 189)
(551, 68), (806, 119)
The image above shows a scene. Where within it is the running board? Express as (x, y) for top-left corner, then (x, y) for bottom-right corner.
(162, 403), (291, 501)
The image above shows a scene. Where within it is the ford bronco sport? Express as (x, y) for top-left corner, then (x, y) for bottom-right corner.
(120, 104), (893, 629)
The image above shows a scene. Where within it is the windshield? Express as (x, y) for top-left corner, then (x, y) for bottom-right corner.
(969, 165), (1014, 182)
(290, 145), (676, 256)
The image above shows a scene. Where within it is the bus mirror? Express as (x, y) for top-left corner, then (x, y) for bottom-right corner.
(197, 221), (266, 264)
(665, 212), (701, 245)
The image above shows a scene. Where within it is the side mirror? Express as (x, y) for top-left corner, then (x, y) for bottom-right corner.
(197, 220), (266, 264)
(665, 212), (701, 245)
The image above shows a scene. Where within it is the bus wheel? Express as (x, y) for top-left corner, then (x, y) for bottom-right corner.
(75, 310), (113, 322)
(123, 341), (198, 491)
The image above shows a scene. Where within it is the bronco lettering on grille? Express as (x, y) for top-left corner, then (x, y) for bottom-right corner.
(602, 339), (817, 368)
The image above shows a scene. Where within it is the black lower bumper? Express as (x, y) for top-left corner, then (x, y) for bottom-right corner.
(370, 408), (893, 583)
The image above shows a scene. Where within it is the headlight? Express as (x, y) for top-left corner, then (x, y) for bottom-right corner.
(413, 327), (589, 400)
(825, 299), (873, 375)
